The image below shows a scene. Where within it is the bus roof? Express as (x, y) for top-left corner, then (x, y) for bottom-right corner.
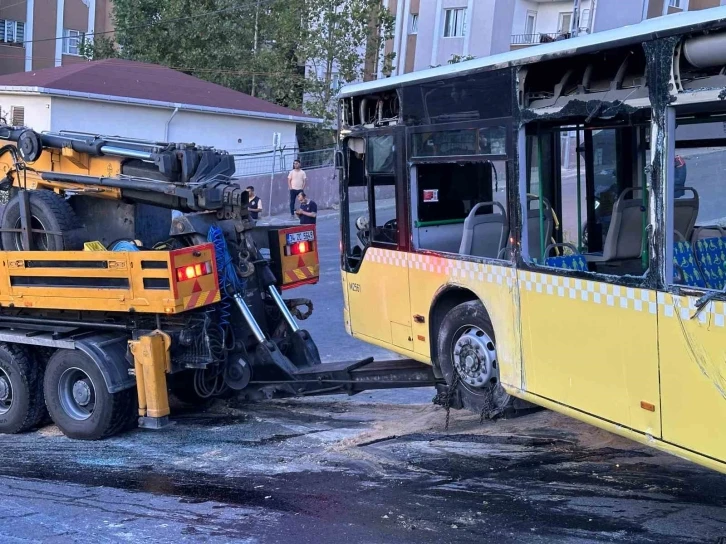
(339, 6), (726, 99)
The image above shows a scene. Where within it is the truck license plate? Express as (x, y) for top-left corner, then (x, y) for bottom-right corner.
(286, 230), (315, 245)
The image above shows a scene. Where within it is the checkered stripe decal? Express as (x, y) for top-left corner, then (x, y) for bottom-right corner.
(365, 248), (515, 287)
(364, 249), (726, 327)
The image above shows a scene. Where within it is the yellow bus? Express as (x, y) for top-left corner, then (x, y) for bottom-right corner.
(337, 8), (726, 474)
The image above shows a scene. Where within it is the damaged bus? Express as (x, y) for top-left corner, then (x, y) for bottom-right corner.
(337, 8), (726, 473)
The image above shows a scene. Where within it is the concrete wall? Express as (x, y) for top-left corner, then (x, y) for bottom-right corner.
(49, 97), (298, 152)
(0, 93), (51, 130)
(242, 166), (340, 217)
(597, 0), (650, 31)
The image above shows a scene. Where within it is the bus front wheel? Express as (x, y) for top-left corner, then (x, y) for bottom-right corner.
(437, 300), (513, 418)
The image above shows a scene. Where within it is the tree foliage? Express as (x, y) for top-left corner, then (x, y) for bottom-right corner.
(99, 0), (394, 131)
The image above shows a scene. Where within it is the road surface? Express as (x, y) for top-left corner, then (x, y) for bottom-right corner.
(0, 217), (724, 543)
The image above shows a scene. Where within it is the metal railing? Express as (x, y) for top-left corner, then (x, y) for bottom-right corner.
(233, 147), (335, 178)
(511, 32), (572, 45)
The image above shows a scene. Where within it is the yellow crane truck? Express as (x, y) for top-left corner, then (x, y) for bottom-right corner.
(0, 125), (437, 440)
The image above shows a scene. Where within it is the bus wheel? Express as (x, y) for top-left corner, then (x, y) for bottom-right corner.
(0, 343), (45, 434)
(437, 300), (513, 418)
(44, 350), (135, 440)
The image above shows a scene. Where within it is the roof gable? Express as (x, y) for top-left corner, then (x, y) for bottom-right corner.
(0, 59), (312, 121)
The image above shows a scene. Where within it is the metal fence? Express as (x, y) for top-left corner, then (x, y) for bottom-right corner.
(234, 147), (335, 177)
(510, 32), (572, 45)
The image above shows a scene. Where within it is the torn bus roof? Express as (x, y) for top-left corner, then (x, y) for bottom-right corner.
(339, 6), (726, 99)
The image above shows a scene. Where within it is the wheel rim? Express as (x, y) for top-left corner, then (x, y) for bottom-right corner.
(13, 215), (50, 251)
(0, 368), (12, 415)
(58, 367), (96, 421)
(452, 325), (498, 389)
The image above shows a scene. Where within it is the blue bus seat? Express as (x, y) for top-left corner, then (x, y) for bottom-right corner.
(694, 236), (726, 290)
(544, 243), (588, 271)
(674, 240), (706, 288)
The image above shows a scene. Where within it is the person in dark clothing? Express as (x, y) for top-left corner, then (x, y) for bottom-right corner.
(674, 155), (687, 198)
(247, 186), (262, 220)
(295, 191), (317, 225)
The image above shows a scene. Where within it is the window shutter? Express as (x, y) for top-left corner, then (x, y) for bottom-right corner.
(11, 106), (24, 127)
(15, 22), (24, 43)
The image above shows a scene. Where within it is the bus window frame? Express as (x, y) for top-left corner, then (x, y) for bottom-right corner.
(341, 126), (409, 270)
(407, 117), (513, 163)
(406, 121), (517, 266)
(517, 118), (658, 289)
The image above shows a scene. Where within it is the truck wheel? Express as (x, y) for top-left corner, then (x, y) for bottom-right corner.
(436, 301), (514, 418)
(44, 350), (135, 440)
(1, 190), (83, 251)
(0, 343), (45, 433)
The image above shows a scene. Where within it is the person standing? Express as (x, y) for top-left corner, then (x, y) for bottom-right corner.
(247, 185), (263, 220)
(295, 191), (317, 225)
(288, 159), (307, 218)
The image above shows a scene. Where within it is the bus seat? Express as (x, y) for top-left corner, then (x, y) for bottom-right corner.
(459, 201), (508, 258)
(527, 196), (554, 261)
(587, 188), (644, 263)
(694, 236), (726, 290)
(674, 240), (706, 288)
(544, 243), (588, 271)
(690, 225), (725, 244)
(674, 187), (699, 243)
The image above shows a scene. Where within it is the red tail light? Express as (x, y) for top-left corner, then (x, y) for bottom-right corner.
(176, 261), (213, 282)
(288, 241), (312, 256)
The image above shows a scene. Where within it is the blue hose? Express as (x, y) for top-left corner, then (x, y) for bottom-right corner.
(207, 225), (245, 328)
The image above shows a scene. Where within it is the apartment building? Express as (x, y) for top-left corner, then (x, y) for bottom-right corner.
(0, 0), (113, 75)
(383, 0), (726, 77)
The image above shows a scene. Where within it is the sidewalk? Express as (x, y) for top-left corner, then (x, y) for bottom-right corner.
(257, 199), (391, 226)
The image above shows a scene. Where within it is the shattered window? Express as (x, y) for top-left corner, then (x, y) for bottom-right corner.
(671, 118), (726, 290)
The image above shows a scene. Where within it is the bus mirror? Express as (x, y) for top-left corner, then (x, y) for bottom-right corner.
(335, 149), (344, 169)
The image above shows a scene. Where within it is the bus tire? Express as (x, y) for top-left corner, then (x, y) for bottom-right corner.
(0, 343), (46, 434)
(44, 350), (135, 440)
(437, 300), (515, 418)
(1, 190), (83, 251)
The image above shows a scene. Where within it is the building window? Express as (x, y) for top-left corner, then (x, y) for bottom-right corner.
(524, 10), (537, 42)
(443, 8), (466, 38)
(63, 29), (84, 56)
(557, 12), (573, 34)
(579, 8), (591, 31)
(330, 72), (341, 92)
(409, 13), (418, 34)
(0, 20), (25, 46)
(11, 106), (24, 127)
(669, 0), (681, 7)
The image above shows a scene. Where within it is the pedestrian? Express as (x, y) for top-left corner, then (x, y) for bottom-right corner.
(247, 185), (263, 220)
(295, 191), (317, 225)
(288, 159), (307, 218)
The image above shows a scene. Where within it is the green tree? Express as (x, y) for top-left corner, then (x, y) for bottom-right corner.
(106, 0), (394, 135)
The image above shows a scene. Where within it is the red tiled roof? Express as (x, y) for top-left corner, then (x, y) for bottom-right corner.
(0, 58), (311, 120)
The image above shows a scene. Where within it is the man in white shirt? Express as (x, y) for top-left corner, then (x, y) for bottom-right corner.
(288, 159), (307, 218)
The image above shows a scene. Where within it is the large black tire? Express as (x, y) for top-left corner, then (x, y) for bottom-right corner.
(1, 190), (84, 251)
(0, 343), (46, 434)
(44, 349), (135, 440)
(436, 300), (517, 418)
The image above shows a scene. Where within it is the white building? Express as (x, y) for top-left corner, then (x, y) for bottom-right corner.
(0, 58), (315, 159)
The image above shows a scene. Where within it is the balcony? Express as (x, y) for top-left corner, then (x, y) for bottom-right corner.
(511, 32), (572, 46)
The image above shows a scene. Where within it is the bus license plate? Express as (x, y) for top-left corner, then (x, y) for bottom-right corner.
(286, 230), (315, 245)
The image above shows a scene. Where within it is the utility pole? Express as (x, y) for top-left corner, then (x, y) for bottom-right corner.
(571, 0), (581, 37)
(251, 0), (261, 97)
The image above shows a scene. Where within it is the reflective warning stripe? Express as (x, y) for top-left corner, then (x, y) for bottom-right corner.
(285, 266), (318, 284)
(183, 289), (221, 311)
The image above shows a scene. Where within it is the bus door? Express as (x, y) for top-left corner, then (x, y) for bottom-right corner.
(341, 128), (414, 351)
(518, 125), (661, 435)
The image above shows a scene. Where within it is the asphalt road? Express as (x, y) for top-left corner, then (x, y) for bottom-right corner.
(0, 218), (724, 543)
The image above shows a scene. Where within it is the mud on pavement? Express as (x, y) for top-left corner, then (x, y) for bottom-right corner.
(0, 392), (724, 543)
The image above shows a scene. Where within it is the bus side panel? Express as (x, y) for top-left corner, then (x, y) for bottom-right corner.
(518, 270), (662, 436)
(407, 254), (523, 389)
(346, 248), (412, 349)
(658, 293), (726, 463)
